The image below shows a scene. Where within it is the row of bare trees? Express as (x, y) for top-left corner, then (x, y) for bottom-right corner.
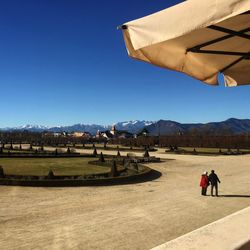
(112, 135), (250, 149)
(0, 131), (106, 146)
(1, 131), (250, 149)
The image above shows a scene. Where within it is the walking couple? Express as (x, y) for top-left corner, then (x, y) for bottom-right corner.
(200, 170), (221, 196)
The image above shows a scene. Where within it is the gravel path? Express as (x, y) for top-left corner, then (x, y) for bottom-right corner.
(1, 150), (250, 250)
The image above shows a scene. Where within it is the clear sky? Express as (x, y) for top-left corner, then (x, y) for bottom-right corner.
(0, 0), (249, 127)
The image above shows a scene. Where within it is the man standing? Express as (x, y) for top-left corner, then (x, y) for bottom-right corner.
(208, 170), (221, 196)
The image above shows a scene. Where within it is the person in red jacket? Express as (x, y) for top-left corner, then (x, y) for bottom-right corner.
(200, 171), (209, 196)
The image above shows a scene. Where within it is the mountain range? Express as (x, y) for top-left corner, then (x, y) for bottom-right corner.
(1, 121), (153, 135)
(145, 118), (250, 135)
(1, 118), (250, 135)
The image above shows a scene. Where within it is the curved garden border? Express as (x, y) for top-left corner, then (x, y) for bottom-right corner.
(0, 166), (161, 187)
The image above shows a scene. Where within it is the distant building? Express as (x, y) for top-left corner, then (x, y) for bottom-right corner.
(96, 125), (133, 139)
(116, 131), (133, 139)
(53, 132), (63, 137)
(43, 131), (91, 139)
(70, 131), (91, 139)
(95, 129), (113, 139)
(96, 130), (102, 138)
(42, 131), (67, 137)
(82, 132), (92, 139)
(137, 128), (149, 137)
(110, 125), (117, 136)
(71, 132), (84, 137)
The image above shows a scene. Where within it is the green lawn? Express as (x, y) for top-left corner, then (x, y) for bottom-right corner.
(0, 158), (110, 176)
(2, 149), (33, 154)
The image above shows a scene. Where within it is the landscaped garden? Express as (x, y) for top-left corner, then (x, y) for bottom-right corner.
(165, 146), (250, 155)
(0, 157), (110, 176)
(0, 149), (161, 186)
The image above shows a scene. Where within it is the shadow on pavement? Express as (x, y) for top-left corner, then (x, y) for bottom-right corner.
(219, 194), (250, 198)
(118, 169), (162, 185)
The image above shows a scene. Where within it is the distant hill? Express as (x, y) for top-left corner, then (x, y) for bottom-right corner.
(1, 118), (250, 135)
(144, 118), (250, 135)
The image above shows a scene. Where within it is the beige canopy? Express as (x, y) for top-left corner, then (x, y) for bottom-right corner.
(120, 0), (250, 87)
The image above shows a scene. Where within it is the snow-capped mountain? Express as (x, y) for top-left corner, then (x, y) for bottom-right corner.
(2, 118), (250, 135)
(114, 120), (154, 134)
(1, 124), (50, 132)
(0, 121), (154, 135)
(48, 124), (109, 135)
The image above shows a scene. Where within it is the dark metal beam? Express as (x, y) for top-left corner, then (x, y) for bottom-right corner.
(208, 25), (250, 39)
(188, 49), (249, 57)
(187, 27), (250, 52)
(220, 54), (249, 73)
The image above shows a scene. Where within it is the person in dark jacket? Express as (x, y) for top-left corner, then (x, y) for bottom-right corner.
(208, 170), (221, 196)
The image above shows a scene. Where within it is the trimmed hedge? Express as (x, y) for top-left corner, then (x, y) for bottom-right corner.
(0, 153), (95, 158)
(0, 153), (161, 187)
(0, 165), (158, 187)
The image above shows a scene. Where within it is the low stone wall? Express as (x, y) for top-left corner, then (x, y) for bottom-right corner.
(166, 149), (245, 156)
(151, 206), (250, 250)
(0, 166), (158, 187)
(88, 157), (161, 167)
(129, 157), (161, 163)
(0, 153), (94, 158)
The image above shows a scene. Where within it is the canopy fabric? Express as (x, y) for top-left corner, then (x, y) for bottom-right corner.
(121, 0), (250, 86)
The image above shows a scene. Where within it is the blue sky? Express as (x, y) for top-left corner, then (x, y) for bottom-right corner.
(0, 0), (249, 127)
